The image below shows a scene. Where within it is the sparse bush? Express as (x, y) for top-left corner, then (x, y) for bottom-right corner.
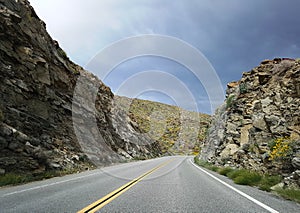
(267, 139), (276, 151)
(193, 157), (220, 172)
(218, 167), (234, 176)
(239, 82), (247, 94)
(233, 171), (262, 186)
(192, 145), (200, 155)
(269, 137), (294, 160)
(210, 166), (220, 172)
(226, 95), (235, 109)
(259, 175), (282, 191)
(227, 169), (247, 179)
(0, 169), (81, 187)
(58, 48), (68, 59)
(275, 188), (300, 203)
(0, 173), (30, 186)
(193, 158), (298, 202)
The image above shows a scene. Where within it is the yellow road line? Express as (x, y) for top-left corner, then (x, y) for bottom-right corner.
(77, 159), (175, 213)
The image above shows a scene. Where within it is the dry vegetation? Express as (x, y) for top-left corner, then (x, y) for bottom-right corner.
(115, 96), (210, 155)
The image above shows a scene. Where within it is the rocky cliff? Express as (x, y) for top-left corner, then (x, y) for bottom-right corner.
(200, 58), (300, 187)
(0, 0), (210, 177)
(0, 0), (161, 175)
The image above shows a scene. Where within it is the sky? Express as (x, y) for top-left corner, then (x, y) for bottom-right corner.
(30, 0), (300, 114)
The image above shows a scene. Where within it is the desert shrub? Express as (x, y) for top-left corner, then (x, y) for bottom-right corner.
(218, 167), (234, 176)
(0, 173), (30, 186)
(193, 158), (299, 202)
(232, 170), (262, 186)
(258, 175), (282, 191)
(58, 48), (68, 58)
(0, 168), (81, 187)
(269, 137), (294, 160)
(275, 188), (300, 203)
(226, 95), (235, 109)
(194, 157), (220, 172)
(239, 82), (247, 94)
(227, 169), (247, 179)
(210, 165), (220, 172)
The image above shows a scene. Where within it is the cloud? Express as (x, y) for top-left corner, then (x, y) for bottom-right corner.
(30, 0), (300, 113)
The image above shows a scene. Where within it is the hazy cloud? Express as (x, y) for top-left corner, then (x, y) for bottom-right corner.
(30, 0), (300, 113)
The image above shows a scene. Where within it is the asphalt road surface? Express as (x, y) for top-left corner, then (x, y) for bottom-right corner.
(0, 156), (299, 212)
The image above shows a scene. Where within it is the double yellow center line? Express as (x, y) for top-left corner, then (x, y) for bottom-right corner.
(78, 159), (174, 213)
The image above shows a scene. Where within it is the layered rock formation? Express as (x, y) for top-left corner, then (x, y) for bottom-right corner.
(200, 58), (300, 186)
(0, 0), (209, 177)
(0, 0), (161, 175)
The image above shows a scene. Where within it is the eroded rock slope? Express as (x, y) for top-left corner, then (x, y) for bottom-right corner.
(0, 0), (209, 177)
(200, 58), (300, 186)
(0, 0), (161, 175)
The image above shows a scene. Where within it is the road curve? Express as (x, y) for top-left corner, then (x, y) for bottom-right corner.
(0, 156), (299, 212)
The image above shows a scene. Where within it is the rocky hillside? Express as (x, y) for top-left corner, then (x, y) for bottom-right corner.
(200, 58), (300, 187)
(0, 0), (210, 177)
(0, 0), (161, 175)
(112, 96), (210, 156)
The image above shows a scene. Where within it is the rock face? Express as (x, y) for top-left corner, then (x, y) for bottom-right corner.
(0, 0), (161, 174)
(200, 58), (300, 186)
(0, 0), (210, 176)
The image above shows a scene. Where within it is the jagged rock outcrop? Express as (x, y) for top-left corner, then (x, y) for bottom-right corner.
(200, 58), (300, 187)
(0, 0), (161, 175)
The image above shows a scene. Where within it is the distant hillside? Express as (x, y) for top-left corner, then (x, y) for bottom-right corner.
(112, 96), (211, 156)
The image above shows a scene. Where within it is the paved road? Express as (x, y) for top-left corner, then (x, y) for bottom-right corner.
(0, 156), (299, 212)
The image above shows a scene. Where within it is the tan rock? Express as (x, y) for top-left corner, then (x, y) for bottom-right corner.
(261, 97), (273, 108)
(220, 144), (239, 159)
(253, 114), (268, 131)
(258, 72), (272, 84)
(240, 124), (253, 146)
(289, 126), (300, 140)
(290, 132), (300, 140)
(227, 81), (240, 88)
(226, 122), (239, 135)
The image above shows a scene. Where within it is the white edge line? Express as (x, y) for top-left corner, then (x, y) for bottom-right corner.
(190, 159), (279, 213)
(1, 157), (175, 197)
(1, 171), (100, 197)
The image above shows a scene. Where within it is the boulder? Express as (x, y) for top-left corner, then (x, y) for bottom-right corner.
(240, 124), (252, 146)
(220, 144), (239, 159)
(292, 157), (300, 169)
(253, 114), (268, 131)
